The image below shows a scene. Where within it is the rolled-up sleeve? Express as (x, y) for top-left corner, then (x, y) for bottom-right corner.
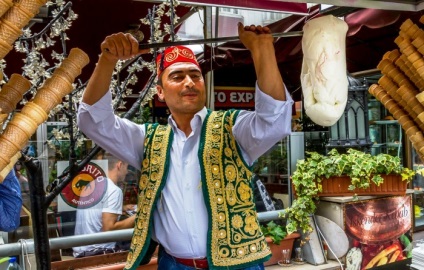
(233, 82), (294, 164)
(77, 91), (145, 169)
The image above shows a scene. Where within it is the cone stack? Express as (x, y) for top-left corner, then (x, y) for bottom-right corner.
(0, 151), (19, 182)
(0, 48), (90, 179)
(0, 0), (47, 59)
(0, 73), (31, 124)
(32, 48), (89, 113)
(0, 0), (12, 18)
(370, 15), (424, 160)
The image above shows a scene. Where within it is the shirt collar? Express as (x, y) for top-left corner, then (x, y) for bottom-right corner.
(167, 107), (208, 132)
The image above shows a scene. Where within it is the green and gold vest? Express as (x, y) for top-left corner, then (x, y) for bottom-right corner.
(125, 110), (271, 270)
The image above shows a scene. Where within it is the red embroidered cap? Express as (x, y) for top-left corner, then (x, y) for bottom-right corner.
(156, 46), (200, 78)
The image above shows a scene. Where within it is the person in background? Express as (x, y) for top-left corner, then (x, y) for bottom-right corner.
(0, 169), (22, 232)
(78, 22), (293, 269)
(14, 162), (29, 194)
(73, 153), (136, 257)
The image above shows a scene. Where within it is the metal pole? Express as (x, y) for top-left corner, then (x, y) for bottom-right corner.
(138, 31), (303, 49)
(0, 209), (288, 257)
(0, 229), (134, 257)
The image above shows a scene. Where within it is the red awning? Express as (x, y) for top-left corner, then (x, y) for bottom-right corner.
(180, 0), (308, 14)
(199, 7), (424, 101)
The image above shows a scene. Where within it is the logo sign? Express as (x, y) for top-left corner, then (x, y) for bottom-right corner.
(60, 162), (107, 209)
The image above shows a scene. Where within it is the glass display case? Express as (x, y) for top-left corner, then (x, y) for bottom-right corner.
(369, 98), (403, 159)
(252, 132), (304, 209)
(411, 146), (424, 230)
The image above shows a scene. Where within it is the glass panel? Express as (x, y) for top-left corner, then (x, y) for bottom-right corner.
(252, 137), (290, 211)
(412, 147), (424, 230)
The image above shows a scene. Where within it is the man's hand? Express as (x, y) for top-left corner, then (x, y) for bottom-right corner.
(237, 22), (286, 101)
(81, 32), (149, 105)
(238, 23), (274, 53)
(100, 33), (148, 65)
(123, 204), (136, 212)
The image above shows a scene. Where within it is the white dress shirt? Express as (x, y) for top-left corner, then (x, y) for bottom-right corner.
(77, 82), (293, 258)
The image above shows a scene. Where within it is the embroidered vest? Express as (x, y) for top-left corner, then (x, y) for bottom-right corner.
(125, 110), (271, 270)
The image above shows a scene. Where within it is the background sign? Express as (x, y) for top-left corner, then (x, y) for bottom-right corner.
(58, 160), (108, 212)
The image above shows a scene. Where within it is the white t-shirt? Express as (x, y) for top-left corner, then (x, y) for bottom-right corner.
(73, 177), (123, 256)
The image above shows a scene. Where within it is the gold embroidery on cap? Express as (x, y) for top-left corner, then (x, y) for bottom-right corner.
(164, 47), (195, 63)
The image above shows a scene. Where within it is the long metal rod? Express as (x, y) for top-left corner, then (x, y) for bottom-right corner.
(0, 209), (287, 257)
(138, 31), (303, 49)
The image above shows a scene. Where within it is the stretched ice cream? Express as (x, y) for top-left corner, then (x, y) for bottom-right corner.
(301, 15), (348, 126)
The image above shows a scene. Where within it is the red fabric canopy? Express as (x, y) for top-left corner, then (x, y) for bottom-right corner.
(345, 9), (403, 36)
(199, 7), (424, 101)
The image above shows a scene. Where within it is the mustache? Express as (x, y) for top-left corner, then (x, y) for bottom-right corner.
(180, 88), (200, 96)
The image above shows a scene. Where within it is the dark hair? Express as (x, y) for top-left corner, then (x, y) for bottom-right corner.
(157, 74), (163, 87)
(103, 152), (121, 168)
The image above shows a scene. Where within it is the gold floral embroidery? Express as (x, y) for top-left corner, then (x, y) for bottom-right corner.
(238, 182), (251, 202)
(216, 195), (224, 204)
(142, 159), (149, 167)
(125, 125), (171, 270)
(244, 215), (259, 235)
(164, 47), (196, 63)
(232, 215), (243, 229)
(225, 165), (236, 181)
(150, 172), (159, 181)
(219, 248), (230, 257)
(224, 147), (232, 157)
(212, 165), (220, 175)
(202, 111), (270, 267)
(151, 156), (159, 164)
(139, 175), (148, 189)
(225, 183), (236, 206)
(237, 247), (245, 257)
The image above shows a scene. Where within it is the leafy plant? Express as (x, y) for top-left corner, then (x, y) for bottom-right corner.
(283, 148), (417, 236)
(260, 221), (288, 245)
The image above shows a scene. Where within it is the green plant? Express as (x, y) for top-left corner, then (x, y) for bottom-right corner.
(260, 221), (288, 245)
(283, 148), (417, 236)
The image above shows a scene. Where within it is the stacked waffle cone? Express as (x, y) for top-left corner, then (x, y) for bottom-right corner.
(0, 0), (47, 59)
(0, 73), (31, 124)
(0, 47), (89, 182)
(369, 15), (424, 161)
(0, 0), (12, 18)
(32, 48), (89, 112)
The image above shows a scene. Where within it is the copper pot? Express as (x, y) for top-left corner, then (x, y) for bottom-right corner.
(344, 196), (411, 244)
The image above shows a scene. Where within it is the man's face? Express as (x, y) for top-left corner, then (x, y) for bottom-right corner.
(157, 62), (206, 116)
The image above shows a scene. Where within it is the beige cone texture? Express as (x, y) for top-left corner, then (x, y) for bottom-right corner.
(0, 48), (89, 182)
(370, 15), (424, 162)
